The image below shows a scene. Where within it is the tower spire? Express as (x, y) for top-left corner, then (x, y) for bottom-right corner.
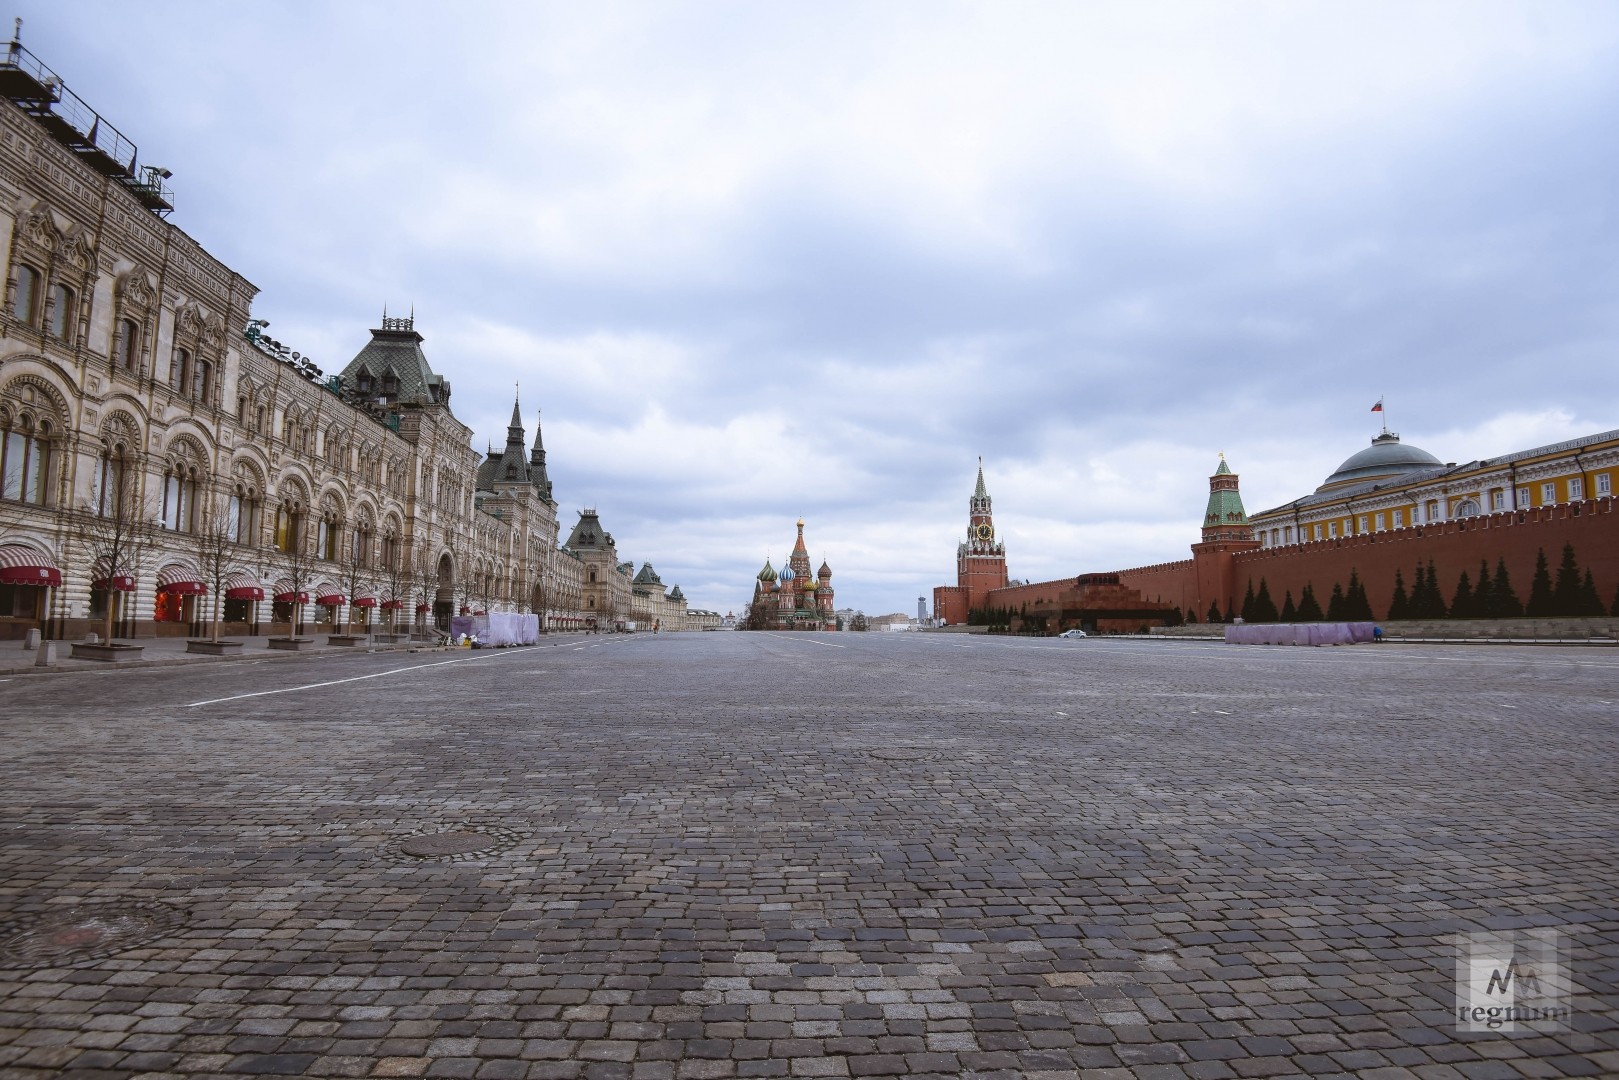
(529, 408), (552, 500)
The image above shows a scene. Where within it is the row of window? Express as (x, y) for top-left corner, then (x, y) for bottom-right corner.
(1260, 472), (1614, 547)
(15, 265), (217, 405)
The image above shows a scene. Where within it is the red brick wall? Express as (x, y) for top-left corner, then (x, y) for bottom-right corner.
(1116, 560), (1196, 615)
(1228, 499), (1618, 619)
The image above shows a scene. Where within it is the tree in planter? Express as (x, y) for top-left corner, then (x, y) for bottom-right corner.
(335, 546), (374, 637)
(1387, 569), (1409, 621)
(1279, 589), (1297, 622)
(1296, 583), (1324, 622)
(192, 495), (238, 643)
(80, 455), (161, 642)
(1526, 548), (1554, 617)
(378, 542), (413, 639)
(1491, 557), (1524, 618)
(276, 537), (318, 639)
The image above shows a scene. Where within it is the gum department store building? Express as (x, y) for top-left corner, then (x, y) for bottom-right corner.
(0, 39), (695, 639)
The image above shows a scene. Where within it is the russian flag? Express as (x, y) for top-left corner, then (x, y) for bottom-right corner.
(1370, 399), (1383, 413)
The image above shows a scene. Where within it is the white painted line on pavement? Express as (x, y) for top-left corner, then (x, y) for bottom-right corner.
(184, 650), (520, 708)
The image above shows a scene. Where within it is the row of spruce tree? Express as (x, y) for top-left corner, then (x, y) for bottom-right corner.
(1196, 543), (1611, 624)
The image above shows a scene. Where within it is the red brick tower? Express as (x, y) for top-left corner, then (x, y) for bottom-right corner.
(1190, 454), (1261, 619)
(934, 459), (1010, 624)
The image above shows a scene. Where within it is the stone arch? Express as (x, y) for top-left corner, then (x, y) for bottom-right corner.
(317, 486), (348, 523)
(97, 408), (144, 451)
(275, 472), (311, 508)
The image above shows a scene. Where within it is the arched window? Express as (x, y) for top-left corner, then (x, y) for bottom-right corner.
(380, 530), (398, 571)
(49, 283), (75, 341)
(197, 359), (213, 402)
(227, 484), (261, 545)
(116, 318), (140, 370)
(236, 396), (248, 424)
(316, 512), (339, 561)
(0, 413), (50, 505)
(170, 348), (191, 393)
(274, 503), (303, 553)
(12, 265), (41, 326)
(161, 463), (198, 532)
(255, 405), (266, 433)
(350, 524), (372, 567)
(93, 445), (125, 516)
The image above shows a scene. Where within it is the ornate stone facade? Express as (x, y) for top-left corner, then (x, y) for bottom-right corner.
(747, 519), (835, 630)
(0, 46), (688, 639)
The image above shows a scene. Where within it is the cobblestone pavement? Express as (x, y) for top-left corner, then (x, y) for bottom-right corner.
(1, 632), (1616, 1079)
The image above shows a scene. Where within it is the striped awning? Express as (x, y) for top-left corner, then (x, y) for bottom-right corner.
(0, 545), (61, 587)
(315, 593), (345, 606)
(224, 573), (264, 601)
(92, 575), (136, 592)
(416, 603), (431, 613)
(380, 599), (406, 610)
(352, 596), (378, 608)
(157, 564), (205, 595)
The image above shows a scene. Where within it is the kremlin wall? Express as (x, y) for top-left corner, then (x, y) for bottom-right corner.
(936, 426), (1619, 632)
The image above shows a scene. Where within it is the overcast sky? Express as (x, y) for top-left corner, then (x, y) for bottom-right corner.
(30, 2), (1619, 615)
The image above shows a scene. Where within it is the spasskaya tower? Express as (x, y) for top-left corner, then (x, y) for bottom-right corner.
(933, 458), (1010, 625)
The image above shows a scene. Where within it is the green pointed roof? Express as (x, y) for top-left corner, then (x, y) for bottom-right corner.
(1204, 456), (1248, 526)
(1215, 454), (1232, 476)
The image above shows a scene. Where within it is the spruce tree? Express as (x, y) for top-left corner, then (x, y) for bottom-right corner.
(1493, 557), (1524, 618)
(1409, 562), (1429, 618)
(1526, 548), (1555, 617)
(1253, 579), (1279, 623)
(1207, 601), (1222, 624)
(1612, 583), (1619, 621)
(1297, 583), (1324, 621)
(1186, 607), (1198, 624)
(1345, 569), (1374, 621)
(1424, 560), (1448, 618)
(1240, 581), (1257, 623)
(1280, 589), (1297, 622)
(1450, 570), (1474, 620)
(1472, 559), (1494, 618)
(1551, 543), (1582, 616)
(1325, 582), (1346, 621)
(1578, 569), (1606, 617)
(1387, 569), (1409, 621)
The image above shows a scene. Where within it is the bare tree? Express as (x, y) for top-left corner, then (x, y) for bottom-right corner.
(849, 611), (869, 632)
(411, 538), (439, 636)
(379, 542), (413, 639)
(276, 534), (317, 640)
(192, 495), (236, 643)
(80, 460), (160, 642)
(335, 547), (374, 637)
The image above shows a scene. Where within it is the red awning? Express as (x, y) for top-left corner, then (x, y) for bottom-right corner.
(315, 594), (345, 606)
(157, 565), (205, 595)
(274, 591), (309, 604)
(92, 575), (137, 592)
(380, 599), (406, 610)
(352, 597), (377, 608)
(415, 603), (431, 613)
(0, 545), (62, 587)
(224, 573), (264, 600)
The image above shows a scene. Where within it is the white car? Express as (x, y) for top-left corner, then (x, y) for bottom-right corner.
(1058, 628), (1087, 638)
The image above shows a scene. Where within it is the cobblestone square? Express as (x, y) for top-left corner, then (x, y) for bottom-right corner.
(2, 633), (1616, 1078)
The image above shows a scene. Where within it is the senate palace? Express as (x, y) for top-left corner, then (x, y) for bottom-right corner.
(0, 36), (698, 641)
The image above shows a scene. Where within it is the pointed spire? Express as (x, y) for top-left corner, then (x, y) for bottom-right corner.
(529, 408), (552, 499)
(793, 518), (808, 556)
(974, 457), (989, 499)
(1215, 452), (1231, 476)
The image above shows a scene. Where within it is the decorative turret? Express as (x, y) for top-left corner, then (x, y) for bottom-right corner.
(757, 558), (777, 583)
(818, 559), (832, 582)
(1201, 454), (1253, 542)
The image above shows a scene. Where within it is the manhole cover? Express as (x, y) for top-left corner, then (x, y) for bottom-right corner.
(384, 824), (522, 863)
(400, 830), (492, 857)
(0, 901), (185, 969)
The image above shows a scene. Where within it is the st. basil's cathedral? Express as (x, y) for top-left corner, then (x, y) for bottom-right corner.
(750, 519), (836, 630)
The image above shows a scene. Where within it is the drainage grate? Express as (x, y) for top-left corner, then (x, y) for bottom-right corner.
(0, 901), (186, 969)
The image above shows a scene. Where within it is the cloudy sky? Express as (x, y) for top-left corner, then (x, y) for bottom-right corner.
(32, 2), (1619, 615)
